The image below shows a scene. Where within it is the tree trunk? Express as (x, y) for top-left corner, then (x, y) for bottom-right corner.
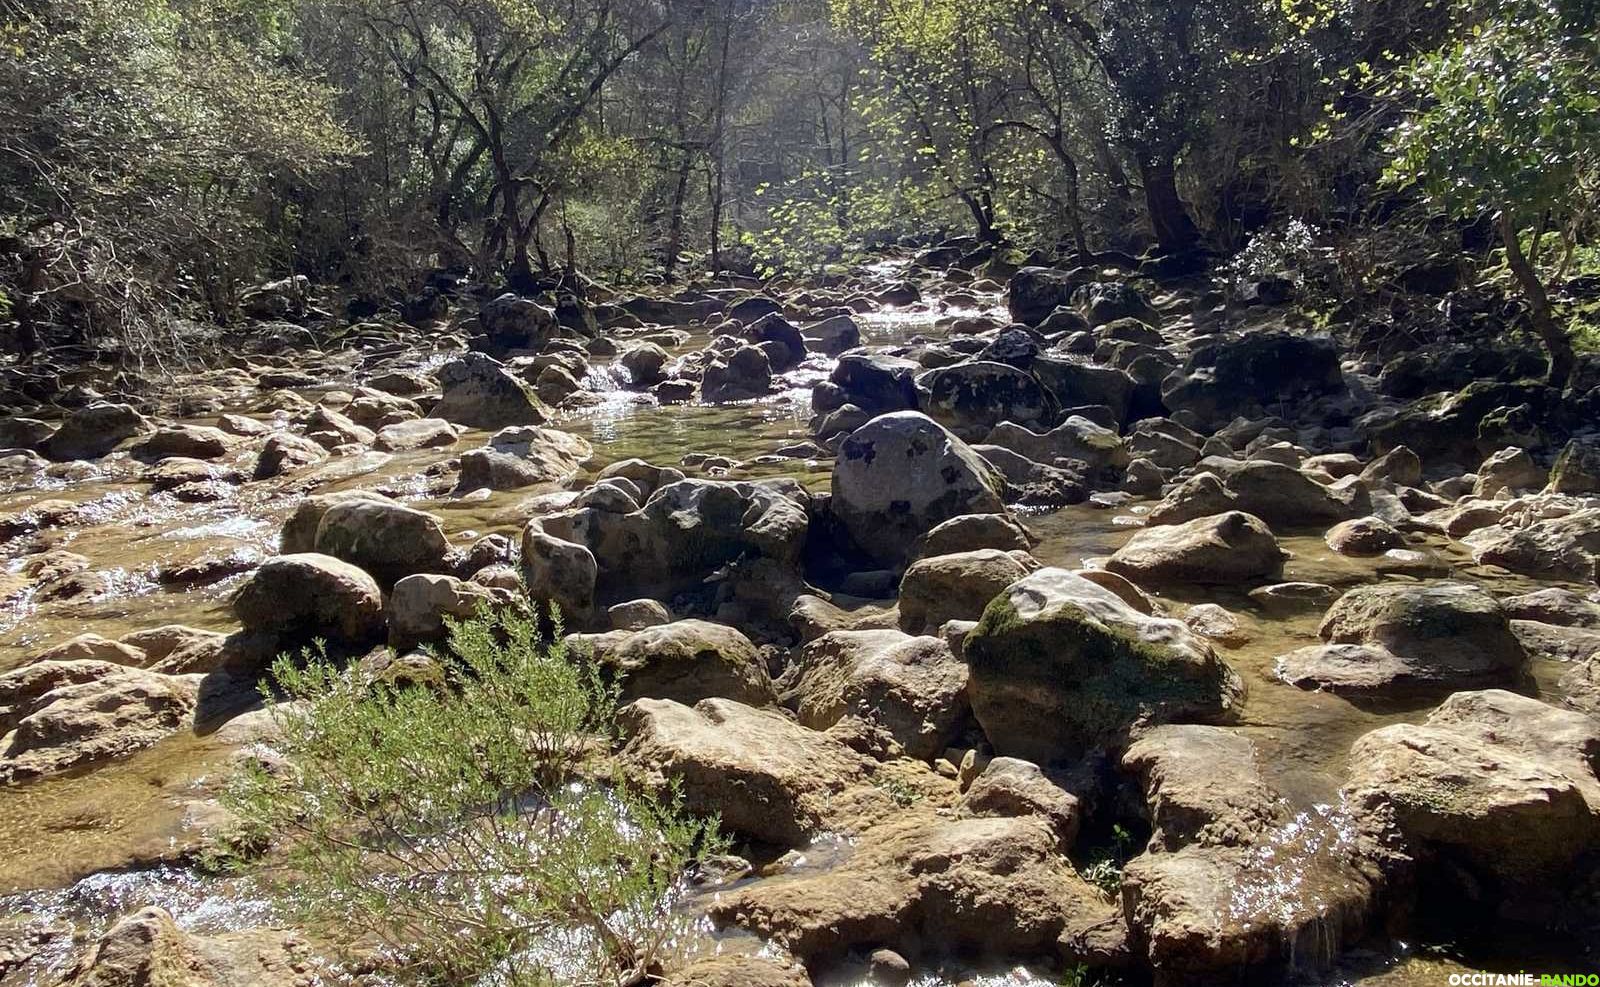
(664, 156), (693, 283)
(1137, 155), (1199, 253)
(1500, 210), (1574, 389)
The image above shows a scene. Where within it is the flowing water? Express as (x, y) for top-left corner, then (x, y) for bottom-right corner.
(0, 273), (1593, 985)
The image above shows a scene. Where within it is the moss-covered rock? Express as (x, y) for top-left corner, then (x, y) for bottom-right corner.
(963, 568), (1244, 764)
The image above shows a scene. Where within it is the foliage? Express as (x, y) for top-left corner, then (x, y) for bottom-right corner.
(220, 605), (724, 987)
(1080, 823), (1137, 899)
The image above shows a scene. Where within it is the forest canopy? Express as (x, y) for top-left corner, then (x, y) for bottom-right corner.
(2, 0), (1597, 377)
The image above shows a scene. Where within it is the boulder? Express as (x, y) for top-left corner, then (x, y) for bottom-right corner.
(1147, 462), (1368, 528)
(252, 432), (326, 479)
(805, 314), (861, 355)
(792, 629), (969, 759)
(44, 403), (153, 460)
(1548, 436), (1600, 494)
(618, 342), (671, 386)
(1, 660), (200, 783)
(826, 352), (920, 413)
(232, 553), (386, 645)
(910, 513), (1032, 559)
(278, 490), (396, 553)
(917, 361), (1050, 440)
(957, 756), (1081, 851)
(373, 418), (463, 452)
(1030, 357), (1136, 424)
(1470, 507), (1600, 583)
(312, 500), (452, 585)
(1473, 447), (1547, 496)
(1325, 516), (1404, 555)
(898, 549), (1034, 635)
(984, 416), (1127, 471)
(1007, 267), (1086, 325)
(964, 568), (1244, 763)
(434, 353), (549, 428)
(131, 425), (235, 462)
(600, 619), (773, 707)
(457, 425), (592, 491)
(1106, 511), (1283, 585)
(1160, 332), (1345, 429)
(480, 292), (558, 350)
(388, 573), (508, 649)
(832, 412), (1006, 569)
(520, 528), (598, 624)
(1122, 725), (1286, 852)
(743, 313), (807, 370)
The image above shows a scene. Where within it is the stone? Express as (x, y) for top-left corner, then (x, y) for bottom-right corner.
(964, 568), (1244, 763)
(1147, 462), (1368, 528)
(44, 403), (153, 460)
(131, 425), (235, 462)
(232, 553), (386, 645)
(957, 756), (1080, 851)
(827, 352), (920, 413)
(373, 418), (463, 452)
(832, 412), (1006, 568)
(1548, 436), (1600, 494)
(252, 432), (325, 479)
(1474, 447), (1546, 497)
(1325, 516), (1404, 555)
(388, 573), (508, 649)
(313, 499), (452, 585)
(1159, 332), (1345, 429)
(434, 353), (549, 428)
(898, 549), (1034, 635)
(481, 292), (558, 350)
(600, 619), (774, 707)
(1, 661), (200, 783)
(1007, 267), (1087, 325)
(663, 954), (813, 987)
(1106, 511), (1283, 585)
(917, 360), (1050, 440)
(608, 598), (672, 630)
(457, 425), (592, 491)
(1470, 507), (1600, 583)
(702, 344), (772, 401)
(300, 405), (374, 448)
(55, 905), (311, 987)
(618, 342), (671, 386)
(1122, 725), (1285, 852)
(909, 513), (1032, 558)
(520, 528), (598, 624)
(805, 314), (861, 355)
(793, 629), (969, 760)
(619, 697), (875, 846)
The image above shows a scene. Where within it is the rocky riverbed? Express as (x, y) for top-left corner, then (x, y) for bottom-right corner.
(2, 252), (1599, 986)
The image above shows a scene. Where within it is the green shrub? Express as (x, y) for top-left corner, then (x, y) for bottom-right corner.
(221, 605), (724, 986)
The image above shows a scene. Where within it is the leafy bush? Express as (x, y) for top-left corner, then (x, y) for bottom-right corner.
(221, 605), (724, 987)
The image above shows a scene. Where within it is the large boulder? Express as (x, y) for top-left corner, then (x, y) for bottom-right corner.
(1106, 511), (1284, 585)
(599, 619), (774, 707)
(480, 292), (558, 350)
(1161, 332), (1345, 429)
(826, 352), (920, 413)
(520, 528), (598, 624)
(917, 361), (1051, 440)
(44, 403), (154, 460)
(619, 697), (874, 846)
(702, 344), (772, 402)
(984, 416), (1127, 471)
(1076, 281), (1158, 327)
(1006, 266), (1087, 326)
(1148, 461), (1368, 528)
(898, 548), (1034, 635)
(388, 573), (509, 649)
(618, 342), (671, 386)
(1030, 357), (1136, 424)
(433, 353), (549, 429)
(743, 313), (807, 370)
(1276, 581), (1527, 695)
(373, 418), (463, 452)
(792, 629), (969, 759)
(253, 432), (326, 479)
(456, 425), (592, 491)
(1547, 436), (1600, 494)
(832, 412), (1006, 569)
(55, 905), (311, 987)
(0, 660), (200, 783)
(964, 568), (1245, 763)
(232, 553), (386, 645)
(312, 500), (452, 585)
(1344, 689), (1600, 917)
(1469, 507), (1600, 584)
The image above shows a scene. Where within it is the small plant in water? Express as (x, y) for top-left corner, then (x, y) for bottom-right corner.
(219, 603), (725, 987)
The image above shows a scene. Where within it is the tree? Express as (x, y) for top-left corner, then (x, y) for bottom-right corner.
(1385, 0), (1600, 387)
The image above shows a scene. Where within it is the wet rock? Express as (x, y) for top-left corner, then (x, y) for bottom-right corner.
(620, 697), (875, 846)
(313, 499), (451, 585)
(1, 660), (200, 783)
(1247, 581), (1340, 614)
(520, 528), (597, 625)
(594, 619), (773, 707)
(984, 416), (1126, 472)
(119, 625), (229, 674)
(373, 418), (463, 452)
(909, 513), (1032, 559)
(456, 425), (592, 490)
(1469, 507), (1600, 583)
(434, 353), (549, 428)
(1277, 582), (1526, 695)
(957, 756), (1080, 850)
(1503, 587), (1600, 628)
(1122, 725), (1285, 852)
(0, 416), (53, 450)
(131, 425), (235, 462)
(917, 361), (1050, 440)
(252, 432), (326, 479)
(57, 905), (311, 987)
(300, 405), (375, 448)
(1509, 619), (1600, 662)
(964, 568), (1245, 763)
(1345, 689), (1600, 915)
(702, 344), (773, 402)
(1325, 516), (1404, 555)
(1106, 511), (1283, 585)
(1078, 281), (1158, 327)
(388, 573), (509, 649)
(972, 444), (1089, 507)
(618, 342), (671, 386)
(708, 810), (1126, 968)
(898, 549), (1035, 635)
(827, 352), (920, 413)
(1560, 656), (1600, 718)
(832, 412), (1006, 569)
(232, 553), (386, 646)
(743, 313), (808, 370)
(1548, 436), (1600, 494)
(793, 629), (969, 759)
(29, 633), (147, 666)
(44, 403), (154, 460)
